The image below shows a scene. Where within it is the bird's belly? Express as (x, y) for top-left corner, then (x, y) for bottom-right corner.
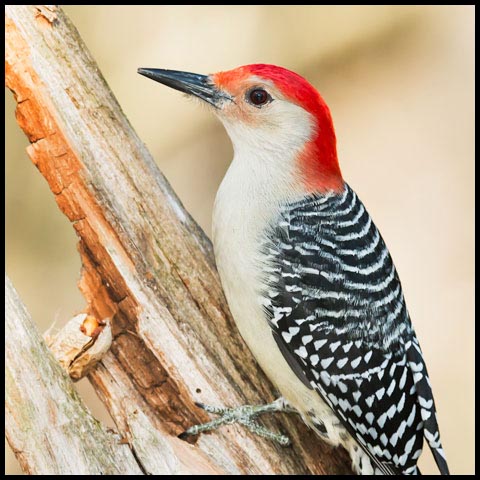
(212, 220), (347, 447)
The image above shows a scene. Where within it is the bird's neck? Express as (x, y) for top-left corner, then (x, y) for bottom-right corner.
(299, 134), (344, 193)
(298, 101), (343, 193)
(212, 146), (301, 274)
(215, 145), (305, 231)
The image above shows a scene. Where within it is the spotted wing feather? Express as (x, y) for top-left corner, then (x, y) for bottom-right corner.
(262, 185), (448, 475)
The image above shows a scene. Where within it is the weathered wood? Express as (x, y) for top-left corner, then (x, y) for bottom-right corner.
(5, 5), (353, 474)
(45, 313), (113, 380)
(6, 274), (223, 475)
(86, 352), (224, 475)
(5, 274), (142, 475)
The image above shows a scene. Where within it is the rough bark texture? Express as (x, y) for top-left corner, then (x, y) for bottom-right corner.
(5, 274), (143, 475)
(5, 5), (353, 475)
(5, 274), (223, 475)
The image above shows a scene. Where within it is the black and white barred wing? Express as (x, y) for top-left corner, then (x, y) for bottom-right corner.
(263, 185), (448, 475)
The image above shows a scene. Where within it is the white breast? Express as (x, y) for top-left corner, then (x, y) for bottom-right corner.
(212, 143), (302, 358)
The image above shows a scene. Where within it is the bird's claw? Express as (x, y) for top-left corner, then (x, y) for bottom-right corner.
(180, 398), (291, 446)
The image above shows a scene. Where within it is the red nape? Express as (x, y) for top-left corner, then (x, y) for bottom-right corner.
(297, 103), (344, 193)
(218, 64), (344, 193)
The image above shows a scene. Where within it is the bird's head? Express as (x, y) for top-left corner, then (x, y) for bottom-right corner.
(138, 64), (343, 193)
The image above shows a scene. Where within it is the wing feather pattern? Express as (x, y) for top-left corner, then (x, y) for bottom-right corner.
(261, 185), (447, 475)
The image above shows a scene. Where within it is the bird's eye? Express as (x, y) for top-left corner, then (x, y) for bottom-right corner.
(248, 88), (271, 107)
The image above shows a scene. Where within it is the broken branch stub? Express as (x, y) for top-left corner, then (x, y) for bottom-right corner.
(45, 313), (112, 380)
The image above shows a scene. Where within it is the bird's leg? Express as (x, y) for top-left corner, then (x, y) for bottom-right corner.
(180, 397), (294, 446)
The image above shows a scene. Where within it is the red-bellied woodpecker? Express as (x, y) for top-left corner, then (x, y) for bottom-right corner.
(138, 64), (449, 475)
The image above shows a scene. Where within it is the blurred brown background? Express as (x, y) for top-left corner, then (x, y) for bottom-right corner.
(5, 5), (474, 475)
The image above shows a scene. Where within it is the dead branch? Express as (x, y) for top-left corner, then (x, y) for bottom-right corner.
(5, 5), (352, 474)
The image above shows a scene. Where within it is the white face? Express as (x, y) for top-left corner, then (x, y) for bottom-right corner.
(212, 76), (315, 164)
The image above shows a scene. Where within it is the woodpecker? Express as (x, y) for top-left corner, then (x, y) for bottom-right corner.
(138, 64), (449, 475)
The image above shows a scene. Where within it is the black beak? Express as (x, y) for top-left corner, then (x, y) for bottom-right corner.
(137, 68), (231, 108)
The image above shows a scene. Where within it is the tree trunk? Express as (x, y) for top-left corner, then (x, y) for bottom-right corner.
(5, 5), (353, 475)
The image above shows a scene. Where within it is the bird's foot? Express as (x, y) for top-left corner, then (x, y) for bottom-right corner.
(180, 397), (293, 446)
